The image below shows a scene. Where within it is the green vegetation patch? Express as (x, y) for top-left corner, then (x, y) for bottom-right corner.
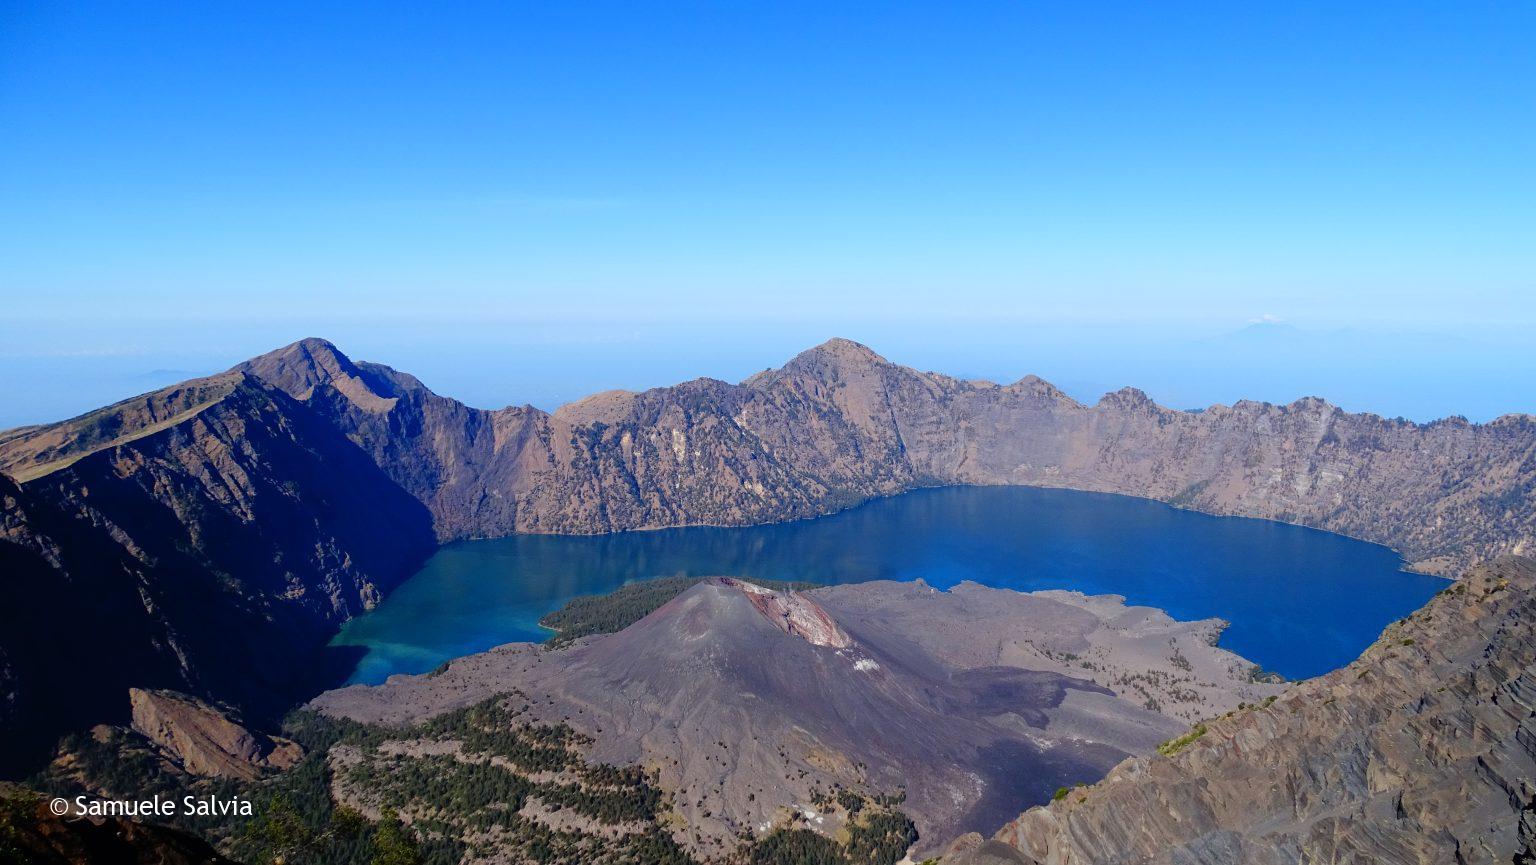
(744, 805), (916, 865)
(33, 691), (918, 865)
(540, 576), (817, 647)
(1156, 723), (1209, 757)
(33, 700), (690, 865)
(1168, 479), (1211, 507)
(0, 787), (43, 863)
(1247, 665), (1287, 684)
(318, 697), (695, 865)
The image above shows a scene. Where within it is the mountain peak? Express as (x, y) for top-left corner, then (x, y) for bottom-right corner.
(1098, 386), (1157, 409)
(803, 337), (888, 365)
(745, 338), (892, 389)
(291, 336), (344, 354)
(242, 336), (353, 377)
(1007, 374), (1075, 403)
(238, 339), (397, 413)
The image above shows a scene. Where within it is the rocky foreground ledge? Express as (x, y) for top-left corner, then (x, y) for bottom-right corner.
(946, 556), (1536, 865)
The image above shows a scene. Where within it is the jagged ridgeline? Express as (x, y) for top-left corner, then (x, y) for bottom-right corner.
(3, 336), (1532, 771)
(3, 337), (1536, 862)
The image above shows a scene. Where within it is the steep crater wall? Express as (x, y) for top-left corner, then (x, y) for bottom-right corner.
(2, 336), (1532, 774)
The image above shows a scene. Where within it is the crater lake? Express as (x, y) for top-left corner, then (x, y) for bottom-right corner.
(333, 485), (1447, 685)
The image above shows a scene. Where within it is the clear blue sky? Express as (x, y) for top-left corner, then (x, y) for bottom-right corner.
(1, 2), (1532, 427)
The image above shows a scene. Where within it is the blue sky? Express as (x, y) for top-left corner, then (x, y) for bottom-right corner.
(1, 2), (1532, 426)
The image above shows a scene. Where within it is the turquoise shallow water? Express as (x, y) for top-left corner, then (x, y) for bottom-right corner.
(333, 485), (1447, 685)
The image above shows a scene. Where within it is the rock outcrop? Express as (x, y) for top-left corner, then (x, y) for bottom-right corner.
(3, 336), (1533, 775)
(727, 578), (854, 648)
(127, 689), (300, 781)
(223, 337), (1536, 576)
(949, 556), (1536, 865)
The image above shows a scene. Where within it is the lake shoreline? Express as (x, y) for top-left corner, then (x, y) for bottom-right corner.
(333, 485), (1446, 686)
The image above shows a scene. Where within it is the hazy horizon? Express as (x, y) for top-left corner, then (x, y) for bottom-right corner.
(2, 317), (1531, 431)
(3, 4), (1532, 428)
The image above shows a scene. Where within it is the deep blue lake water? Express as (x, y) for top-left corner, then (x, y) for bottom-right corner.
(333, 485), (1447, 685)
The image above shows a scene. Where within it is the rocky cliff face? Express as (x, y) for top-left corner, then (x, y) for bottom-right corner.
(728, 578), (854, 648)
(237, 337), (1536, 574)
(234, 339), (845, 539)
(2, 336), (1532, 776)
(950, 556), (1536, 865)
(127, 689), (301, 782)
(0, 374), (434, 774)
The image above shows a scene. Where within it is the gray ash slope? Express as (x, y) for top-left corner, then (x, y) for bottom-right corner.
(314, 578), (1279, 857)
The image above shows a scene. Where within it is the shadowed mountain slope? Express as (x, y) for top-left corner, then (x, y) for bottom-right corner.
(2, 337), (1534, 776)
(229, 337), (1536, 574)
(13, 335), (1527, 570)
(0, 374), (434, 774)
(0, 784), (235, 865)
